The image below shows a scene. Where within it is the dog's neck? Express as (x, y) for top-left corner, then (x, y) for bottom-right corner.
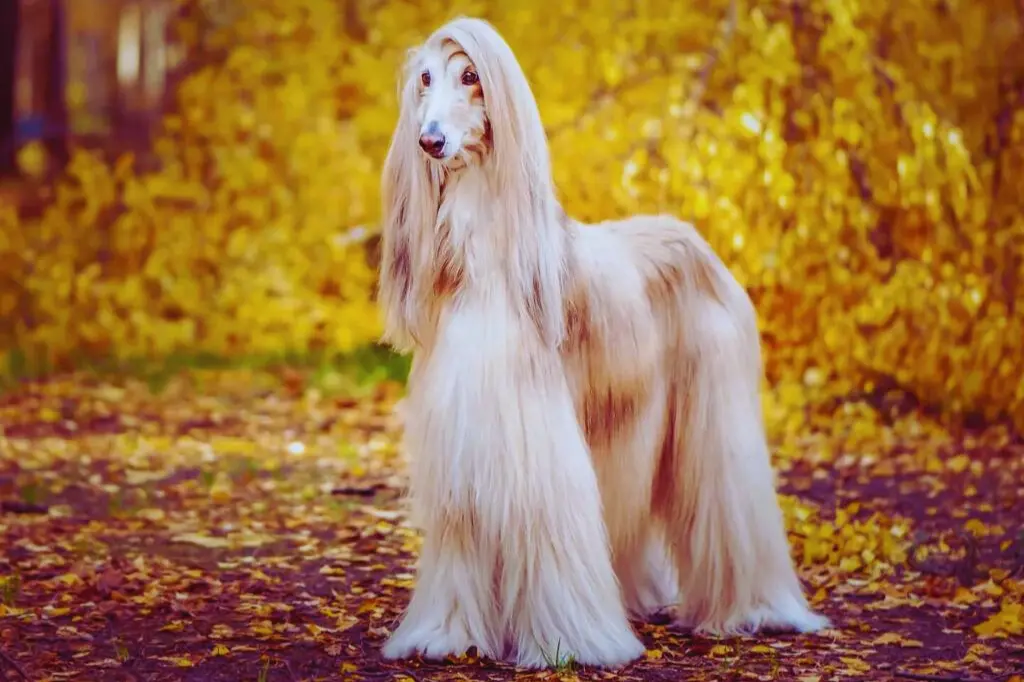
(432, 166), (501, 292)
(419, 156), (573, 348)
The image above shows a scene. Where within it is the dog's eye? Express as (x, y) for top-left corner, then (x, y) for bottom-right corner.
(461, 70), (479, 86)
(421, 71), (431, 87)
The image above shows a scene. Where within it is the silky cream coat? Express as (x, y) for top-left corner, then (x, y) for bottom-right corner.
(377, 16), (828, 670)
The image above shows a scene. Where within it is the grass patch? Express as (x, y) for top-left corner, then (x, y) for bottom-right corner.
(0, 344), (412, 396)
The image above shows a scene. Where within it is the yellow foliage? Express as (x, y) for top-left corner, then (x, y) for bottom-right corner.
(974, 598), (1023, 638)
(2, 0), (1024, 429)
(2, 0), (380, 368)
(15, 141), (49, 180)
(782, 497), (911, 576)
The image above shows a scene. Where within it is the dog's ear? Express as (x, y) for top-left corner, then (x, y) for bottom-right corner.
(516, 212), (570, 350)
(378, 73), (428, 351)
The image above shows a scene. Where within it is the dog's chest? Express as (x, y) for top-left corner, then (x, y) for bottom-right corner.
(435, 176), (500, 275)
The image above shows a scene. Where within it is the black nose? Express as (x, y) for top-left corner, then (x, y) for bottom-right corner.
(418, 131), (446, 158)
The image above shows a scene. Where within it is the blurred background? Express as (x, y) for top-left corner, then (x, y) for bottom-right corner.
(1, 0), (1023, 432)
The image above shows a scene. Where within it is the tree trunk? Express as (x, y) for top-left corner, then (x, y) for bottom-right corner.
(0, 0), (20, 175)
(45, 0), (68, 166)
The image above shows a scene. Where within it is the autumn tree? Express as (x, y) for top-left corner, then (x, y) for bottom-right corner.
(1, 0), (1023, 430)
(43, 0), (68, 166)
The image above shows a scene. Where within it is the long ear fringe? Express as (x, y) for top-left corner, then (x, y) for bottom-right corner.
(378, 63), (435, 352)
(381, 18), (570, 351)
(441, 18), (570, 349)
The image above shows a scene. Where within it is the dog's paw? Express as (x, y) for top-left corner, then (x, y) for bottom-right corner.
(380, 636), (414, 661)
(381, 621), (473, 661)
(685, 598), (831, 637)
(420, 629), (474, 660)
(624, 579), (679, 620)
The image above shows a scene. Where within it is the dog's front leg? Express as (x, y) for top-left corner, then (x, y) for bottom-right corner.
(382, 515), (503, 662)
(499, 377), (646, 670)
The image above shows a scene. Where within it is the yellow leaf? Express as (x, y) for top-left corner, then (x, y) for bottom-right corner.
(946, 454), (970, 473)
(250, 620), (275, 637)
(973, 601), (1023, 637)
(137, 508), (166, 522)
(159, 620), (187, 633)
(171, 533), (231, 549)
(871, 632), (922, 647)
(55, 573), (83, 587)
(211, 644), (230, 657)
(157, 655), (194, 668)
(840, 656), (871, 673)
(210, 624), (235, 639)
(211, 436), (256, 454)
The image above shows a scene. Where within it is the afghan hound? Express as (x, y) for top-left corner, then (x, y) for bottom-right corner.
(376, 16), (829, 670)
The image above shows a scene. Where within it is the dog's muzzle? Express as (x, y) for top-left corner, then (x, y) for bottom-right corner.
(419, 121), (447, 159)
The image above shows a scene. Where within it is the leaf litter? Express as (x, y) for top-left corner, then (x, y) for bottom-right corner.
(0, 368), (1021, 681)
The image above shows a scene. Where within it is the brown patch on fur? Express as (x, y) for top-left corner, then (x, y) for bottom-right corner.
(441, 41), (483, 93)
(523, 273), (548, 344)
(563, 296), (591, 349)
(651, 380), (684, 515)
(561, 270), (591, 352)
(560, 223), (590, 352)
(644, 241), (723, 309)
(388, 200), (414, 305)
(461, 124), (490, 161)
(559, 239), (648, 445)
(432, 218), (463, 297)
(440, 39), (466, 63)
(581, 385), (643, 448)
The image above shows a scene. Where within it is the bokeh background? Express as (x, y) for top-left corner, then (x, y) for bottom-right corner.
(2, 0), (1023, 431)
(1, 3), (1023, 676)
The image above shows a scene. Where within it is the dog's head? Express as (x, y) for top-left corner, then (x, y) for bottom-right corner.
(380, 18), (567, 351)
(409, 40), (489, 167)
(395, 17), (547, 171)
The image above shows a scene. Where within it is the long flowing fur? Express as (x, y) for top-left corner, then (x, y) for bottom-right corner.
(378, 16), (828, 670)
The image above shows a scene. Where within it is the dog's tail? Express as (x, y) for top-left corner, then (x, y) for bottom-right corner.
(657, 242), (829, 636)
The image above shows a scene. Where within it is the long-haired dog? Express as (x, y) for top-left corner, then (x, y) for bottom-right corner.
(377, 16), (829, 669)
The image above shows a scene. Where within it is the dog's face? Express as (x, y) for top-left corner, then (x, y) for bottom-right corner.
(413, 41), (489, 167)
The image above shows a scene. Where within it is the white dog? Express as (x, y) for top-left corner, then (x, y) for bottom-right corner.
(376, 16), (828, 670)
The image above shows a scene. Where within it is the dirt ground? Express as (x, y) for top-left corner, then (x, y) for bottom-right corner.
(0, 369), (1021, 681)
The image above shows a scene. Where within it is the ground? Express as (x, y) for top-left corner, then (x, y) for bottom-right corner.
(0, 367), (1021, 682)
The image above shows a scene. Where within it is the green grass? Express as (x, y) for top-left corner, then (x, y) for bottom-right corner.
(0, 343), (412, 396)
(256, 656), (272, 682)
(540, 639), (578, 673)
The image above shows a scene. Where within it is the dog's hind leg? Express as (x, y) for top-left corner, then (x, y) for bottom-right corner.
(655, 292), (829, 636)
(617, 524), (679, 619)
(583, 373), (679, 621)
